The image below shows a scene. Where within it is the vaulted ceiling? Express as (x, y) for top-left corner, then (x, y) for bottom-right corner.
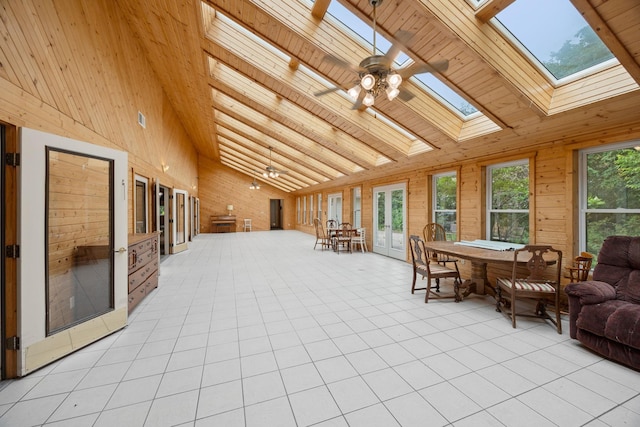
(117, 0), (640, 193)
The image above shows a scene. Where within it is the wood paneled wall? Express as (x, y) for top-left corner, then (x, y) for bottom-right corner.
(198, 156), (294, 233)
(0, 0), (199, 235)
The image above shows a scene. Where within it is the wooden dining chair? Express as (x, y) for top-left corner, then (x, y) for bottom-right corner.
(422, 223), (461, 291)
(566, 252), (593, 282)
(313, 218), (331, 250)
(334, 222), (352, 254)
(409, 235), (462, 303)
(495, 245), (563, 333)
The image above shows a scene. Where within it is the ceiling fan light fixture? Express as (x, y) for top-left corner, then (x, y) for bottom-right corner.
(387, 73), (402, 88)
(386, 86), (400, 101)
(363, 92), (375, 107)
(347, 84), (361, 99)
(361, 74), (376, 91)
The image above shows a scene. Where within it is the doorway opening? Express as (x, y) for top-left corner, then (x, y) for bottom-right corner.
(270, 199), (283, 230)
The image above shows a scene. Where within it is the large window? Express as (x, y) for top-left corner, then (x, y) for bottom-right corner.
(317, 194), (322, 222)
(580, 143), (640, 255)
(303, 196), (307, 225)
(309, 195), (314, 224)
(296, 197), (301, 224)
(433, 172), (457, 240)
(487, 160), (529, 244)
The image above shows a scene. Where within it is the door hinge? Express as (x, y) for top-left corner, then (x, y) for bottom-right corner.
(5, 244), (19, 258)
(6, 336), (19, 350)
(5, 153), (20, 167)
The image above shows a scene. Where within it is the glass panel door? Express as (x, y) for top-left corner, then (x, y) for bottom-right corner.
(19, 128), (127, 376)
(46, 149), (113, 334)
(328, 193), (342, 224)
(373, 183), (406, 260)
(171, 189), (189, 254)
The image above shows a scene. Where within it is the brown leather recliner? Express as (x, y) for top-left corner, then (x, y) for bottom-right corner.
(565, 235), (640, 371)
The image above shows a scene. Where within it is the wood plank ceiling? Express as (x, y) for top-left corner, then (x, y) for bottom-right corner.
(117, 0), (640, 193)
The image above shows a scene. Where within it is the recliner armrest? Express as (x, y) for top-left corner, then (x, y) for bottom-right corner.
(565, 280), (616, 305)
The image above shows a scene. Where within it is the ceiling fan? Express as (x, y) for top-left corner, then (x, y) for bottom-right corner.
(257, 147), (288, 178)
(314, 0), (449, 109)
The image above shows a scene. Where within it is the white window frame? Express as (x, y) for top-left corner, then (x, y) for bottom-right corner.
(486, 159), (530, 243)
(432, 171), (457, 239)
(579, 141), (640, 254)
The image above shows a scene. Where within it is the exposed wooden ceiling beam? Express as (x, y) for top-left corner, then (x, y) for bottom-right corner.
(475, 0), (516, 23)
(311, 0), (331, 20)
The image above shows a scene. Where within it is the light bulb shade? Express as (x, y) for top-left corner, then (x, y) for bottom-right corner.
(387, 73), (402, 88)
(263, 171), (268, 178)
(347, 85), (361, 99)
(360, 74), (376, 91)
(363, 92), (375, 107)
(386, 86), (400, 101)
(227, 205), (234, 211)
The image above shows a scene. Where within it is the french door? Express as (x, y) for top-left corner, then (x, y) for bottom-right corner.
(327, 193), (342, 223)
(373, 183), (407, 260)
(19, 128), (127, 376)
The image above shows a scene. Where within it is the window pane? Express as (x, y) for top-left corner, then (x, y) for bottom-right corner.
(491, 164), (529, 210)
(176, 193), (186, 244)
(376, 191), (386, 247)
(582, 145), (640, 255)
(435, 211), (457, 240)
(490, 212), (529, 244)
(391, 189), (404, 249)
(435, 175), (457, 210)
(586, 148), (640, 209)
(496, 0), (614, 80)
(47, 149), (113, 334)
(585, 212), (640, 255)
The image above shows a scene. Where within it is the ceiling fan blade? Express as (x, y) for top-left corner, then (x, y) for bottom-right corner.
(314, 87), (342, 97)
(384, 30), (413, 63)
(397, 87), (415, 102)
(350, 89), (365, 110)
(323, 54), (362, 73)
(399, 59), (449, 78)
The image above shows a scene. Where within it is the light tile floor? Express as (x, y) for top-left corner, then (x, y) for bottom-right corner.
(1, 231), (639, 427)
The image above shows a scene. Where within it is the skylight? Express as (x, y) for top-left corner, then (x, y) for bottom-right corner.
(496, 0), (615, 82)
(325, 1), (408, 65)
(413, 72), (479, 118)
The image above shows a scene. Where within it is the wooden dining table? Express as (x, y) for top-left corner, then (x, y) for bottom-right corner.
(421, 240), (533, 298)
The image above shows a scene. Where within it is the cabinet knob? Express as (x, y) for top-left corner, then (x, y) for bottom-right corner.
(114, 247), (127, 254)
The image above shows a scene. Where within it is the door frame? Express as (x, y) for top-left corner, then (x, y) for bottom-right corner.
(171, 188), (189, 254)
(18, 127), (128, 376)
(2, 124), (18, 379)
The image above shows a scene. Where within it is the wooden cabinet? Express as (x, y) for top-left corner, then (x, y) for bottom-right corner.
(128, 233), (159, 313)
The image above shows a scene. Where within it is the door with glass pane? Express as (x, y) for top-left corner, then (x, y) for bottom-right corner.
(171, 188), (189, 254)
(19, 128), (127, 376)
(328, 193), (342, 224)
(373, 183), (406, 260)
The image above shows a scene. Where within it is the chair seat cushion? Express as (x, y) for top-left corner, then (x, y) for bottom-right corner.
(429, 264), (457, 275)
(577, 300), (640, 351)
(497, 278), (555, 293)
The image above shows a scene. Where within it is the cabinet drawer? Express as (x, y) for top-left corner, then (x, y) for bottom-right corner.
(144, 271), (158, 294)
(128, 258), (158, 293)
(128, 282), (147, 312)
(128, 237), (158, 273)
